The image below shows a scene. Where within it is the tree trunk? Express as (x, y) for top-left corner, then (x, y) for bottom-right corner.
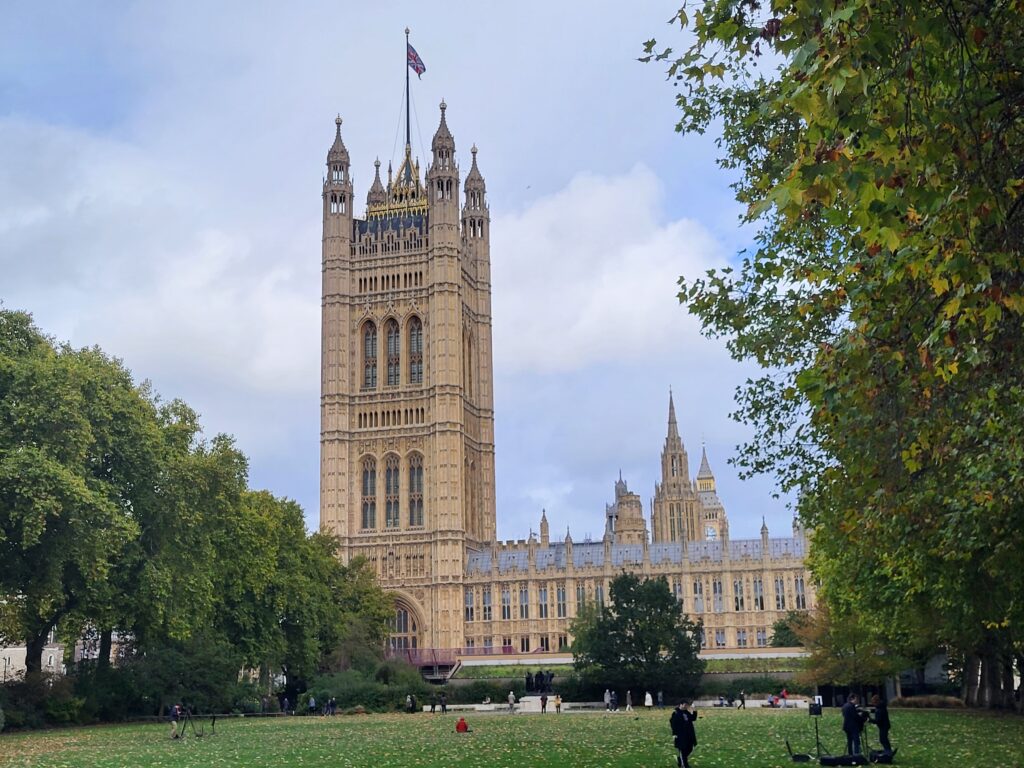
(1000, 655), (1015, 710)
(24, 629), (48, 677)
(892, 675), (902, 699)
(98, 628), (113, 670)
(964, 654), (980, 706)
(978, 651), (1002, 709)
(1015, 654), (1024, 714)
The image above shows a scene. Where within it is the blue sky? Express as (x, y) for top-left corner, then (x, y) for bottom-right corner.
(0, 1), (795, 542)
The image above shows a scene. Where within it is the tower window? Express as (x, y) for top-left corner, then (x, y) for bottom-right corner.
(386, 319), (400, 387)
(482, 587), (493, 621)
(538, 586), (549, 619)
(712, 578), (724, 612)
(775, 577), (786, 610)
(795, 576), (807, 610)
(361, 457), (377, 529)
(362, 322), (377, 390)
(385, 454), (400, 528)
(408, 453), (424, 527)
(501, 587), (512, 620)
(519, 586), (529, 619)
(408, 316), (423, 384)
(734, 579), (745, 611)
(693, 580), (704, 613)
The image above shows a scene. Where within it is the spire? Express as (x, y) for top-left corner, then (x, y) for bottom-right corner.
(697, 445), (714, 479)
(465, 144), (485, 189)
(761, 516), (769, 535)
(667, 388), (680, 441)
(328, 115), (349, 162)
(366, 159), (386, 207)
(431, 99), (455, 156)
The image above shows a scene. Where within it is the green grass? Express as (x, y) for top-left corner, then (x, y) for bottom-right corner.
(1, 708), (1022, 768)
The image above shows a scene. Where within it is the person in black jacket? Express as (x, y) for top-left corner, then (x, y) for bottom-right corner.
(670, 701), (698, 768)
(841, 694), (867, 755)
(869, 695), (892, 753)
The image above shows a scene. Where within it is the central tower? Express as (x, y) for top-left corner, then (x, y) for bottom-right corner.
(320, 103), (496, 651)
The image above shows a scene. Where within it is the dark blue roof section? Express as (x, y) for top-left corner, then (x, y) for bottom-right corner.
(354, 212), (428, 238)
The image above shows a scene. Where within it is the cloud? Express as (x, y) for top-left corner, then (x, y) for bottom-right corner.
(492, 165), (723, 374)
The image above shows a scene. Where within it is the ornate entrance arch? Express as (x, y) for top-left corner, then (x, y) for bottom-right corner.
(389, 598), (421, 651)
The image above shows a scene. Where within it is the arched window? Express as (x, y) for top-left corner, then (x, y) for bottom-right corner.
(385, 454), (400, 528)
(386, 319), (400, 386)
(408, 453), (424, 527)
(362, 322), (377, 390)
(361, 457), (377, 529)
(390, 606), (418, 650)
(408, 316), (423, 384)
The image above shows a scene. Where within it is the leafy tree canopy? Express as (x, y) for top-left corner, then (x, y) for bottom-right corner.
(643, 0), (1024, 707)
(571, 572), (703, 695)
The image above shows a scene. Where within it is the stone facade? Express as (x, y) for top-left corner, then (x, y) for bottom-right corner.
(319, 104), (815, 656)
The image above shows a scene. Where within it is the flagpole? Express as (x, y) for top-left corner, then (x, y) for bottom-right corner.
(404, 27), (411, 150)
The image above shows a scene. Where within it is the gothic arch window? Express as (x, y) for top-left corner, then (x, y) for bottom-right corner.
(408, 316), (423, 384)
(408, 452), (424, 527)
(361, 456), (377, 529)
(362, 322), (378, 390)
(385, 454), (400, 528)
(463, 331), (474, 399)
(390, 605), (418, 650)
(385, 319), (400, 387)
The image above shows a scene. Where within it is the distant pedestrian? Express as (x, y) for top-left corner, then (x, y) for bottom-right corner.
(554, 694), (562, 714)
(604, 689), (612, 710)
(842, 694), (867, 755)
(406, 694), (414, 714)
(431, 694), (437, 713)
(626, 690), (633, 711)
(308, 696), (316, 716)
(168, 703), (180, 739)
(657, 690), (664, 708)
(440, 693), (448, 714)
(507, 690), (516, 713)
(610, 690), (619, 711)
(781, 688), (789, 708)
(540, 694), (548, 713)
(869, 695), (892, 754)
(645, 691), (654, 709)
(738, 690), (746, 709)
(670, 701), (698, 768)
(282, 696), (290, 715)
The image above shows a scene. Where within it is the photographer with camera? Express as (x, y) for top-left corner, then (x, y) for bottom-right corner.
(840, 694), (868, 756)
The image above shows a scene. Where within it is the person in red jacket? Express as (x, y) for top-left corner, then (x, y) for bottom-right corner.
(455, 717), (470, 733)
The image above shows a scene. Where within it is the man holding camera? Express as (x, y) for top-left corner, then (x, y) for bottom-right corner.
(841, 694), (868, 756)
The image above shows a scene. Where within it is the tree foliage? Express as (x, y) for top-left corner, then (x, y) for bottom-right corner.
(769, 609), (808, 647)
(644, 1), (1024, 708)
(570, 572), (704, 694)
(0, 310), (392, 693)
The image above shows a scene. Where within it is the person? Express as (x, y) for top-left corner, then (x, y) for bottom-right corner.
(841, 694), (867, 756)
(554, 694), (562, 714)
(308, 695), (316, 716)
(657, 690), (664, 708)
(406, 694), (413, 714)
(411, 694), (418, 714)
(670, 701), (698, 768)
(738, 690), (746, 709)
(282, 696), (290, 715)
(626, 690), (633, 712)
(168, 702), (180, 739)
(610, 690), (619, 711)
(440, 692), (448, 714)
(869, 694), (892, 754)
(604, 688), (612, 711)
(781, 687), (789, 708)
(541, 693), (548, 713)
(455, 716), (470, 733)
(645, 691), (654, 709)
(431, 694), (437, 714)
(526, 671), (533, 691)
(482, 696), (491, 705)
(507, 690), (516, 713)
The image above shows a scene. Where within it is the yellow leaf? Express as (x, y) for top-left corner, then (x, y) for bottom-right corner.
(930, 275), (949, 295)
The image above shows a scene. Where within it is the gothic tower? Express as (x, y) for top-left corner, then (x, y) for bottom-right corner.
(319, 103), (496, 651)
(651, 391), (700, 542)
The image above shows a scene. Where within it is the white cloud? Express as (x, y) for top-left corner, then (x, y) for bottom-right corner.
(492, 165), (723, 374)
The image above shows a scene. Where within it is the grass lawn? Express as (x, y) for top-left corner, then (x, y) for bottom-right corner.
(1, 707), (1021, 768)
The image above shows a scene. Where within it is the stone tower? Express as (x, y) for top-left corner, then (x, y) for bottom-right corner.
(651, 391), (701, 542)
(319, 104), (496, 651)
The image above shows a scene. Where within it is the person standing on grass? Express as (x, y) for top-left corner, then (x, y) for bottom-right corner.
(554, 694), (562, 713)
(842, 694), (867, 755)
(658, 690), (664, 708)
(626, 690), (633, 711)
(869, 695), (892, 754)
(308, 695), (316, 716)
(168, 702), (180, 739)
(645, 691), (654, 710)
(507, 690), (516, 713)
(670, 701), (698, 768)
(738, 690), (745, 709)
(541, 693), (548, 713)
(440, 692), (448, 714)
(604, 688), (612, 710)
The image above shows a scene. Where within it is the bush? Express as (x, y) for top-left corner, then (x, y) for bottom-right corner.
(305, 660), (432, 713)
(699, 675), (811, 699)
(891, 695), (965, 708)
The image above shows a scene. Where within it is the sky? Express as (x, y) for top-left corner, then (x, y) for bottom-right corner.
(0, 1), (796, 543)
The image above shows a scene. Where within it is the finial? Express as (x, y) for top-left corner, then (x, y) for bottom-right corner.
(440, 98), (447, 113)
(374, 158), (381, 169)
(405, 26), (410, 35)
(471, 143), (478, 156)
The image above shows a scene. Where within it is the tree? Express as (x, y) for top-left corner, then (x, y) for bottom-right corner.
(570, 572), (703, 695)
(796, 606), (904, 693)
(643, 1), (1024, 708)
(770, 610), (808, 648)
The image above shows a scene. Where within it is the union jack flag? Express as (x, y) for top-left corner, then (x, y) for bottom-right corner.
(407, 43), (426, 78)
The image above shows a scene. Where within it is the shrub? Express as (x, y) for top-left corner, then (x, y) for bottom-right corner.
(891, 695), (965, 708)
(699, 675), (811, 699)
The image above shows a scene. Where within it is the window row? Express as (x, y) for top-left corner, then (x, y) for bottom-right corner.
(362, 317), (423, 389)
(357, 407), (426, 429)
(369, 552), (427, 580)
(358, 271), (424, 294)
(702, 627), (771, 649)
(360, 454), (424, 530)
(465, 218), (486, 239)
(328, 192), (348, 215)
(462, 636), (569, 654)
(691, 575), (807, 613)
(355, 233), (425, 257)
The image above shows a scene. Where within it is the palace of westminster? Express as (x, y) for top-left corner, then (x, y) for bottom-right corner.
(319, 98), (815, 659)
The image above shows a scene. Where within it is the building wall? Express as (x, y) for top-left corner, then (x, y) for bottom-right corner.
(320, 103), (816, 655)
